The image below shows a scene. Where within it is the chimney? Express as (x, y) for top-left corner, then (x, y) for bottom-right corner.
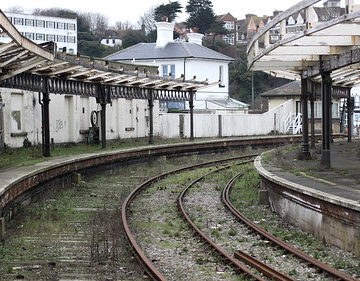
(155, 17), (175, 48)
(187, 28), (204, 45)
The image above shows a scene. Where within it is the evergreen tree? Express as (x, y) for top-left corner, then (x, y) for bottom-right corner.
(186, 0), (215, 34)
(154, 1), (182, 22)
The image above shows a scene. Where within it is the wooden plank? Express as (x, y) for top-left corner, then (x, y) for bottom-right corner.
(0, 49), (28, 67)
(68, 69), (95, 78)
(268, 46), (351, 56)
(50, 65), (82, 76)
(0, 41), (16, 54)
(261, 54), (319, 62)
(34, 61), (68, 72)
(103, 74), (127, 82)
(0, 58), (47, 81)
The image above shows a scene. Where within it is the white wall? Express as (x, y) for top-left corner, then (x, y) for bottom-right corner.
(159, 100), (293, 138)
(0, 88), (159, 148)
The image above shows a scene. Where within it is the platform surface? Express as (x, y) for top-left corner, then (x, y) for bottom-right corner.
(259, 139), (360, 208)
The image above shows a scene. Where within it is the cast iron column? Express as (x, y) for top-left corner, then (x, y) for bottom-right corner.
(148, 89), (154, 144)
(321, 72), (332, 168)
(300, 78), (311, 159)
(41, 77), (51, 157)
(100, 102), (106, 149)
(310, 88), (315, 149)
(97, 84), (107, 149)
(189, 91), (194, 140)
(347, 96), (353, 143)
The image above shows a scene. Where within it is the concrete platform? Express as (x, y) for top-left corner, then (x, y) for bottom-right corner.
(255, 139), (360, 256)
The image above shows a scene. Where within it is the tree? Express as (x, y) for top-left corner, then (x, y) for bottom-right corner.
(138, 7), (156, 35)
(121, 29), (148, 49)
(186, 0), (216, 34)
(208, 21), (229, 46)
(154, 1), (182, 22)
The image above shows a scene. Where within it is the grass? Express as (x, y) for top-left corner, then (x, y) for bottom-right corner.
(229, 165), (360, 277)
(0, 137), (203, 170)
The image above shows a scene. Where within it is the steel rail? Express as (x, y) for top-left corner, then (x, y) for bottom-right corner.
(178, 158), (295, 281)
(223, 172), (359, 281)
(121, 154), (258, 281)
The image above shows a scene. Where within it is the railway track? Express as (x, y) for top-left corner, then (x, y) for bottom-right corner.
(222, 172), (359, 281)
(121, 154), (258, 280)
(123, 154), (359, 281)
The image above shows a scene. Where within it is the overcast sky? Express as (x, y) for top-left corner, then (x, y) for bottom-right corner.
(1, 0), (306, 26)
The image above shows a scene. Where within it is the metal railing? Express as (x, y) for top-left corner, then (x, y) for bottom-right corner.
(285, 113), (302, 134)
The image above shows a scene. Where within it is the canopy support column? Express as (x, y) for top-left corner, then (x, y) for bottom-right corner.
(41, 77), (51, 157)
(148, 89), (154, 145)
(321, 72), (332, 168)
(347, 95), (353, 143)
(300, 78), (311, 159)
(310, 85), (315, 149)
(189, 91), (194, 141)
(97, 84), (108, 149)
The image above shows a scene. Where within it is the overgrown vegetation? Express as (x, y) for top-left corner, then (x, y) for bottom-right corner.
(229, 164), (360, 276)
(0, 137), (197, 170)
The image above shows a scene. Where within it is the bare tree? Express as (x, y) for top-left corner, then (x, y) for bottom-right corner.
(114, 21), (133, 31)
(5, 6), (24, 13)
(80, 12), (109, 40)
(138, 7), (156, 34)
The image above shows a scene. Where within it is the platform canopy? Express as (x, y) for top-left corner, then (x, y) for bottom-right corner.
(247, 0), (360, 87)
(0, 9), (211, 96)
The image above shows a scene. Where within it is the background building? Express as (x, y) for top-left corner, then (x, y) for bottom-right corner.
(0, 12), (77, 54)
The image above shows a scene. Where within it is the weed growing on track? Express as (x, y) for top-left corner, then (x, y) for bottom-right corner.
(229, 165), (360, 277)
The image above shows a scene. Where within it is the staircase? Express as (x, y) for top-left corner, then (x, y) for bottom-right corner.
(285, 113), (302, 134)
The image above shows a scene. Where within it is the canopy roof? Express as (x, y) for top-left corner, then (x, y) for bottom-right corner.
(247, 0), (360, 88)
(0, 10), (211, 93)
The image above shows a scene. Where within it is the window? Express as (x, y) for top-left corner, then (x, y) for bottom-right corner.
(36, 33), (45, 41)
(25, 32), (34, 40)
(46, 21), (55, 29)
(311, 102), (339, 119)
(14, 17), (23, 25)
(36, 20), (45, 27)
(219, 65), (224, 84)
(25, 19), (34, 26)
(69, 48), (74, 54)
(57, 35), (66, 42)
(57, 22), (66, 29)
(67, 23), (76, 30)
(46, 34), (55, 41)
(7, 17), (12, 23)
(67, 36), (76, 43)
(225, 21), (234, 30)
(106, 39), (109, 44)
(113, 39), (115, 44)
(162, 64), (175, 78)
(223, 34), (234, 45)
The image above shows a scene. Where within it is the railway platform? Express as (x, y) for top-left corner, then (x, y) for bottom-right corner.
(255, 138), (360, 257)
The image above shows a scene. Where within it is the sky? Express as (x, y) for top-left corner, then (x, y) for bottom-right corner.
(1, 0), (303, 27)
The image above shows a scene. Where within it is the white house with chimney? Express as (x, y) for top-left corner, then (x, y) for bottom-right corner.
(105, 21), (248, 112)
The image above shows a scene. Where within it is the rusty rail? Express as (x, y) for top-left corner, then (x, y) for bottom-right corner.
(121, 154), (258, 281)
(178, 157), (295, 281)
(223, 172), (359, 281)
